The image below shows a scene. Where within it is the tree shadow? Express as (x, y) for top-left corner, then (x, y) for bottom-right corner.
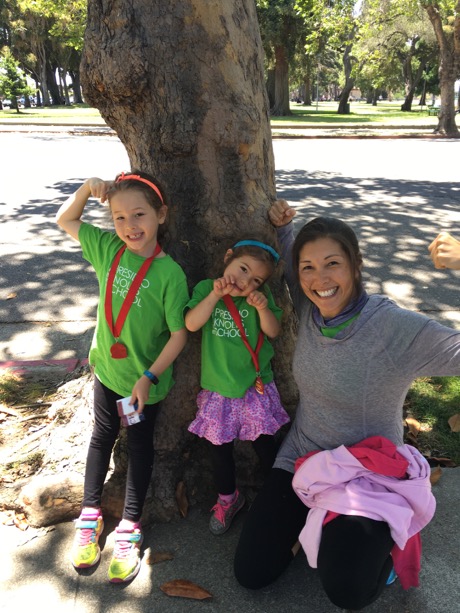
(275, 168), (460, 327)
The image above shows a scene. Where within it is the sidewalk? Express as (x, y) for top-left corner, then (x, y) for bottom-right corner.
(1, 465), (459, 613)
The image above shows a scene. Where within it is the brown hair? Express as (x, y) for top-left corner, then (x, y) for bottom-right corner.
(107, 170), (167, 212)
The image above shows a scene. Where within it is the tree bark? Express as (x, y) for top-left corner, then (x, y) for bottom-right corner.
(271, 44), (291, 116)
(81, 0), (298, 523)
(424, 3), (460, 136)
(337, 44), (354, 114)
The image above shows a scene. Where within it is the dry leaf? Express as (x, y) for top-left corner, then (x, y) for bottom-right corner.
(14, 513), (29, 531)
(6, 292), (17, 300)
(430, 457), (457, 468)
(175, 480), (188, 518)
(160, 579), (212, 600)
(448, 413), (460, 433)
(405, 417), (421, 436)
(430, 466), (442, 485)
(146, 551), (174, 565)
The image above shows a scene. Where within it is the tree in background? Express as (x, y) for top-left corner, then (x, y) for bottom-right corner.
(0, 48), (31, 111)
(257, 0), (305, 115)
(81, 0), (297, 521)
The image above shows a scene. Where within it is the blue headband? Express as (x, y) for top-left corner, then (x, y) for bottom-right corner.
(233, 240), (280, 264)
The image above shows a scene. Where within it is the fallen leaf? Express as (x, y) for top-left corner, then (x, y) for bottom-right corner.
(430, 466), (442, 485)
(146, 551), (174, 565)
(448, 413), (460, 433)
(160, 579), (212, 600)
(405, 417), (421, 436)
(175, 480), (188, 518)
(14, 513), (29, 531)
(430, 457), (457, 468)
(6, 292), (17, 300)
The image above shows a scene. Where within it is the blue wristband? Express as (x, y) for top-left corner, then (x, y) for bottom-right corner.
(143, 370), (159, 385)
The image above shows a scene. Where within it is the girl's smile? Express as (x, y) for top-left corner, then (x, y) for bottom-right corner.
(110, 190), (167, 258)
(298, 237), (358, 319)
(223, 254), (271, 297)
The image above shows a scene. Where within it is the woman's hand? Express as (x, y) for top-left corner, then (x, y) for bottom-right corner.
(268, 199), (296, 227)
(428, 232), (460, 270)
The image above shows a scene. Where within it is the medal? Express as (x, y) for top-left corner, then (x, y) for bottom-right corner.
(110, 342), (128, 359)
(223, 295), (265, 395)
(105, 242), (161, 359)
(255, 375), (265, 395)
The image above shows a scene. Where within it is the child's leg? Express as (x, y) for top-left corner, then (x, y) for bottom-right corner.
(208, 441), (245, 535)
(252, 434), (278, 474)
(82, 378), (121, 509)
(108, 402), (158, 584)
(209, 441), (236, 495)
(317, 515), (394, 610)
(122, 402), (159, 522)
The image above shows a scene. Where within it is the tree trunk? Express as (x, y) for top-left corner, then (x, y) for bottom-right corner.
(302, 59), (312, 106)
(266, 68), (275, 109)
(46, 61), (63, 106)
(81, 0), (298, 524)
(425, 4), (460, 136)
(271, 44), (291, 116)
(337, 44), (354, 114)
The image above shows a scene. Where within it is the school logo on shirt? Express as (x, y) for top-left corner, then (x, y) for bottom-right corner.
(212, 306), (249, 338)
(109, 265), (150, 308)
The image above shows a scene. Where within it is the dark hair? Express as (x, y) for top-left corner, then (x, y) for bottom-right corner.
(107, 170), (167, 212)
(223, 235), (280, 280)
(293, 217), (363, 292)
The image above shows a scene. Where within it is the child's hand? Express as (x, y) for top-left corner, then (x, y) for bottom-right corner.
(130, 376), (151, 414)
(268, 199), (296, 227)
(87, 177), (112, 203)
(246, 290), (268, 311)
(429, 232), (460, 270)
(213, 275), (236, 297)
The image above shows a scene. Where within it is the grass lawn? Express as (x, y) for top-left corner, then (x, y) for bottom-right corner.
(272, 100), (439, 127)
(0, 104), (105, 124)
(0, 100), (441, 128)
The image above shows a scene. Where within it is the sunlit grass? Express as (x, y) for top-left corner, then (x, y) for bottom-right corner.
(0, 104), (104, 123)
(405, 377), (460, 464)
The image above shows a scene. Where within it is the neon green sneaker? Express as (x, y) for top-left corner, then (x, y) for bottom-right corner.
(71, 512), (104, 568)
(108, 524), (143, 583)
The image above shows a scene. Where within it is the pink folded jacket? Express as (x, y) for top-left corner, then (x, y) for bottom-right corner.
(292, 436), (436, 589)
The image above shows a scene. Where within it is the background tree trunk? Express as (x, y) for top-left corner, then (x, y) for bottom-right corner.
(81, 0), (298, 524)
(271, 44), (292, 116)
(337, 44), (354, 114)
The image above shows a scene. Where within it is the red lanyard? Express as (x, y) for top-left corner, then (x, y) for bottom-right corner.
(223, 295), (265, 394)
(105, 242), (161, 344)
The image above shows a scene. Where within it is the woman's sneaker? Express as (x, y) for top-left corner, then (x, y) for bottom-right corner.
(108, 523), (143, 583)
(71, 511), (104, 569)
(209, 490), (245, 535)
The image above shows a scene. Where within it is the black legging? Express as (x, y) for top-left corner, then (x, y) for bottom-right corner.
(83, 377), (159, 522)
(234, 468), (394, 611)
(210, 435), (278, 495)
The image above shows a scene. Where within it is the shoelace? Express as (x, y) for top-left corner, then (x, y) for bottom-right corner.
(113, 537), (134, 560)
(211, 500), (232, 525)
(77, 527), (97, 546)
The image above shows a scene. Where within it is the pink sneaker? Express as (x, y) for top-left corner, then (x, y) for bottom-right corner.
(209, 490), (245, 535)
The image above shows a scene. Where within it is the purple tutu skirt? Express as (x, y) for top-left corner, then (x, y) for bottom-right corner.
(188, 381), (290, 445)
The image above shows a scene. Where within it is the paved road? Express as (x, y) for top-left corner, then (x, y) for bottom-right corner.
(1, 133), (460, 362)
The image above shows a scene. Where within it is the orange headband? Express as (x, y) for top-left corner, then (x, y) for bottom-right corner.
(115, 172), (165, 206)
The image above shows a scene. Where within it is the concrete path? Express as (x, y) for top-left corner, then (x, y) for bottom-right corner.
(1, 128), (460, 612)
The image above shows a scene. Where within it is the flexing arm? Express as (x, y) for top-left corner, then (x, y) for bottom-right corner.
(55, 177), (111, 242)
(246, 291), (281, 338)
(185, 277), (236, 331)
(130, 328), (188, 412)
(428, 232), (460, 270)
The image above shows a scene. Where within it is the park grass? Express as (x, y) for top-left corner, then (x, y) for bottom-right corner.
(405, 376), (460, 465)
(0, 104), (105, 124)
(271, 100), (439, 127)
(0, 100), (440, 128)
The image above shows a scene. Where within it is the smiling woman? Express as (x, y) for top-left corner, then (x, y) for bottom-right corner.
(234, 199), (460, 610)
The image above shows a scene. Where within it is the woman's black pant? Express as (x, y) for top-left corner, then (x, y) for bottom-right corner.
(82, 377), (159, 522)
(234, 468), (394, 611)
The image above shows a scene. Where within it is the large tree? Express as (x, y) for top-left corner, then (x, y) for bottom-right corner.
(81, 0), (297, 522)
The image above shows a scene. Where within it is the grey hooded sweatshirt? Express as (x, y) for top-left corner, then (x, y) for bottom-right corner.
(274, 224), (460, 474)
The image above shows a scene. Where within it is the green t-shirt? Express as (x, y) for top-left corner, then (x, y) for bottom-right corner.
(187, 279), (282, 398)
(79, 223), (189, 402)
